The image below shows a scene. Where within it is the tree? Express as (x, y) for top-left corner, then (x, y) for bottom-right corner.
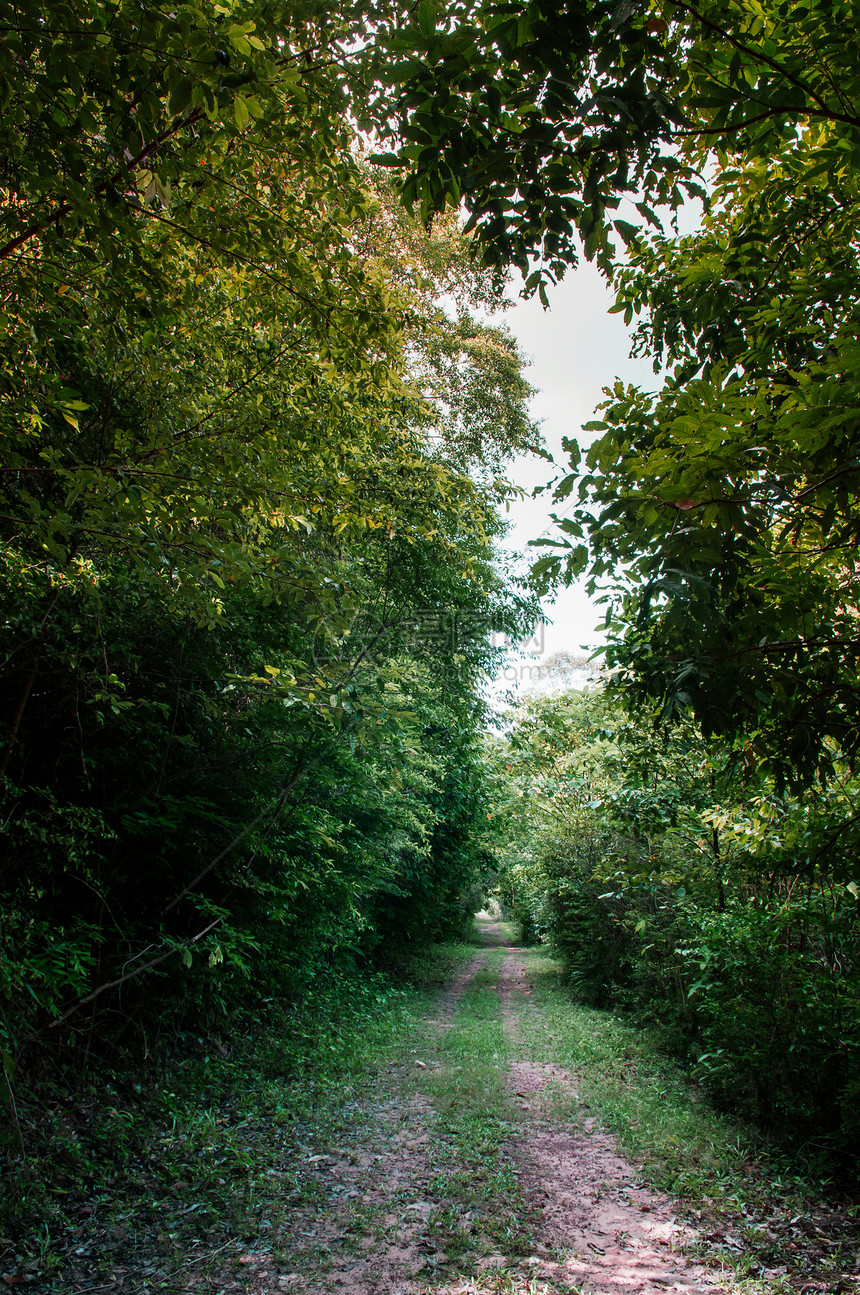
(366, 0), (860, 783)
(365, 0), (860, 287)
(0, 0), (544, 1095)
(543, 133), (860, 784)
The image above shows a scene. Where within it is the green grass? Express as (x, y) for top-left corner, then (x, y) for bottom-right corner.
(510, 948), (858, 1288)
(417, 946), (535, 1271)
(7, 948), (476, 1289)
(16, 933), (857, 1295)
(385, 937), (487, 988)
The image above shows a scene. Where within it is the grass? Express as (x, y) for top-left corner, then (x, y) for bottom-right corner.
(415, 946), (535, 1273)
(12, 927), (859, 1295)
(512, 947), (860, 1288)
(3, 947), (475, 1290)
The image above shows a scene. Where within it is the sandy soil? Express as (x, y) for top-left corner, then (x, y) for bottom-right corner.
(496, 944), (720, 1295)
(256, 922), (723, 1295)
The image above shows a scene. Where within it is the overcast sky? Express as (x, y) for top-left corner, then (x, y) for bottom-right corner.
(494, 259), (657, 690)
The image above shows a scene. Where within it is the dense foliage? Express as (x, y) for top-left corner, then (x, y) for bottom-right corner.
(495, 688), (860, 1169)
(546, 144), (860, 787)
(369, 0), (860, 283)
(0, 0), (541, 1157)
(366, 0), (860, 786)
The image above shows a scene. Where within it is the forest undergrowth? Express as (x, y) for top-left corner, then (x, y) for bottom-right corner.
(0, 943), (467, 1290)
(4, 922), (859, 1295)
(520, 949), (860, 1289)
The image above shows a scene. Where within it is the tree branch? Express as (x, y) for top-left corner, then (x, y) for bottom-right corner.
(0, 107), (204, 262)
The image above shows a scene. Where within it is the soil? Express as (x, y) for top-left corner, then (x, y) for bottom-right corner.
(227, 921), (726, 1295)
(214, 946), (498, 1295)
(496, 936), (718, 1295)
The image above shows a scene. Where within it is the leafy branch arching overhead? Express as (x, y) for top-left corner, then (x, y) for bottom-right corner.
(362, 0), (860, 784)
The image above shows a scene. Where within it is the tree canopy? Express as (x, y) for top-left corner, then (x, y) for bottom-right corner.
(366, 0), (860, 282)
(367, 0), (860, 785)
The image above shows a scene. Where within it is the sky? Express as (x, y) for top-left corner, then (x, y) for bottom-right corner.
(492, 258), (656, 692)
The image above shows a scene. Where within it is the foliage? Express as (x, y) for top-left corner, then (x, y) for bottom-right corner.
(494, 688), (860, 1167)
(360, 0), (860, 792)
(452, 3), (858, 787)
(366, 0), (692, 285)
(543, 144), (860, 785)
(366, 0), (860, 286)
(0, 0), (543, 1159)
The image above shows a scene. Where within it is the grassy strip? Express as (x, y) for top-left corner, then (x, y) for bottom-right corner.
(520, 950), (757, 1196)
(419, 946), (535, 1274)
(5, 944), (477, 1288)
(516, 948), (859, 1287)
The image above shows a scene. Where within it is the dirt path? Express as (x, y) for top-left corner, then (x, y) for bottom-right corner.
(35, 923), (858, 1295)
(494, 935), (718, 1295)
(241, 920), (724, 1295)
(228, 947), (493, 1295)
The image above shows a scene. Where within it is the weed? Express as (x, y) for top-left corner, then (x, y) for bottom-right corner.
(2, 953), (460, 1289)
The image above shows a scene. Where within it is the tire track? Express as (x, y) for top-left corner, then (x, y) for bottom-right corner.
(244, 947), (490, 1295)
(494, 935), (722, 1295)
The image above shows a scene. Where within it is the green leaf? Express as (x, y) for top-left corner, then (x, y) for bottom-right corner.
(168, 76), (193, 117)
(234, 94), (250, 129)
(417, 1), (436, 38)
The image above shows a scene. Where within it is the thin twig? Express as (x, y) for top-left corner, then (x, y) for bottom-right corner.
(38, 916), (225, 1036)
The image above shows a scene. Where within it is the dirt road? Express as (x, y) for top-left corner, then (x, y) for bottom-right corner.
(244, 920), (723, 1295)
(31, 920), (859, 1295)
(493, 924), (716, 1295)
